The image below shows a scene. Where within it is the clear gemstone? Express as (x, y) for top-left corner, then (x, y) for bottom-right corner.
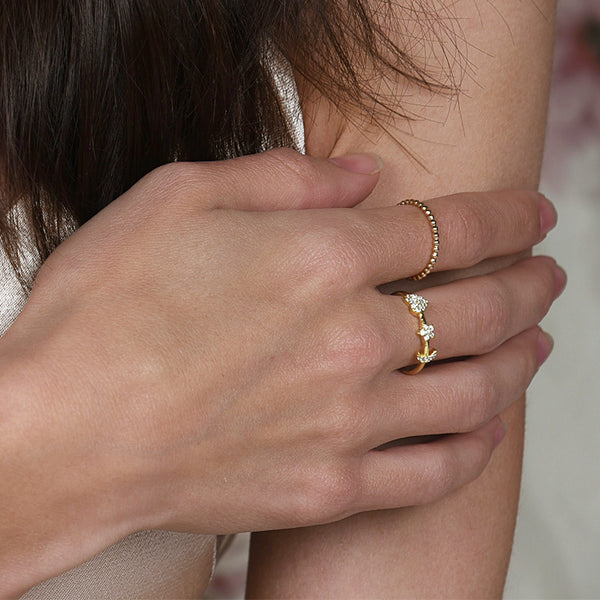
(417, 349), (438, 363)
(419, 324), (435, 341)
(406, 293), (428, 313)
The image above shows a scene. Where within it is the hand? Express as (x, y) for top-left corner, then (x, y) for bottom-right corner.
(0, 149), (561, 593)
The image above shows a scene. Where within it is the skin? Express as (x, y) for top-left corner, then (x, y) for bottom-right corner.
(0, 1), (561, 597)
(0, 151), (560, 598)
(247, 1), (558, 598)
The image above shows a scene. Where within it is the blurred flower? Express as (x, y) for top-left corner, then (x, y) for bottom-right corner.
(542, 1), (600, 194)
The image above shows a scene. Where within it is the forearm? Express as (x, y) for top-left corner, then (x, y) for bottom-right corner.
(247, 1), (556, 597)
(247, 401), (523, 597)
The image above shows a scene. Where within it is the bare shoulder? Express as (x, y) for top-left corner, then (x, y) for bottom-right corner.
(301, 0), (557, 202)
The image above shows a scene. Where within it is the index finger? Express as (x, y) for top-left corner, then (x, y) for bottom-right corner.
(346, 190), (556, 284)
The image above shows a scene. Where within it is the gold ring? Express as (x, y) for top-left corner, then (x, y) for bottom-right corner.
(393, 291), (437, 375)
(398, 199), (439, 280)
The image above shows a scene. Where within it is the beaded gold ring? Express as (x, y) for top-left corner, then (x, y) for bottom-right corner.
(398, 199), (439, 281)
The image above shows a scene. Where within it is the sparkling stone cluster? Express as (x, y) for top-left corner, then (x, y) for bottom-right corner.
(417, 348), (438, 364)
(405, 293), (428, 314)
(401, 292), (437, 365)
(419, 324), (435, 342)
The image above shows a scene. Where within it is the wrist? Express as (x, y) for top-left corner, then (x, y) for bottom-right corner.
(0, 337), (148, 594)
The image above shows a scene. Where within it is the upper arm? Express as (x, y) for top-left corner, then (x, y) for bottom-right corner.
(301, 0), (556, 197)
(247, 2), (556, 597)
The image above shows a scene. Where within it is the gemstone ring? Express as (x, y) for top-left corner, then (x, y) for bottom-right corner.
(393, 291), (438, 375)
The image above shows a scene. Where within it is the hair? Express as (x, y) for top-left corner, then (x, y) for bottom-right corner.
(0, 0), (458, 290)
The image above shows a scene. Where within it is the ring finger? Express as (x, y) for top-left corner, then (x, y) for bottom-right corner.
(377, 255), (562, 370)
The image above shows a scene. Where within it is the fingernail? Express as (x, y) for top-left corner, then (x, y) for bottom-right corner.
(493, 419), (508, 449)
(539, 194), (558, 238)
(537, 329), (554, 367)
(554, 264), (567, 299)
(329, 153), (384, 175)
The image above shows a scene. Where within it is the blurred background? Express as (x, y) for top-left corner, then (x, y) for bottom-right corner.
(506, 0), (600, 597)
(207, 1), (600, 597)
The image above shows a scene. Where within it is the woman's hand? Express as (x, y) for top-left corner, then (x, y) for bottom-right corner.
(0, 149), (561, 594)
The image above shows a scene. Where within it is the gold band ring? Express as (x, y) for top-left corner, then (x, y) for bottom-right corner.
(398, 199), (439, 281)
(393, 291), (437, 375)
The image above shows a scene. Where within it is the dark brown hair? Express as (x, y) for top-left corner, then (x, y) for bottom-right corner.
(0, 1), (454, 290)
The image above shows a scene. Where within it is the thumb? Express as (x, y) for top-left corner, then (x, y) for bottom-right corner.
(197, 148), (383, 211)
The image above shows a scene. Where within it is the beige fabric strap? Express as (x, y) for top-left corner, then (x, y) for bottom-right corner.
(20, 531), (216, 600)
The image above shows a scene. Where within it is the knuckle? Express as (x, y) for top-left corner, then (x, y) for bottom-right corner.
(514, 191), (543, 243)
(140, 162), (197, 208)
(511, 329), (541, 389)
(307, 232), (346, 278)
(451, 202), (488, 266)
(33, 240), (101, 301)
(535, 259), (558, 317)
(459, 437), (492, 485)
(474, 279), (512, 352)
(144, 161), (219, 211)
(325, 398), (371, 449)
(418, 434), (491, 505)
(302, 463), (360, 523)
(460, 366), (497, 431)
(31, 254), (71, 300)
(295, 226), (363, 290)
(416, 453), (456, 505)
(263, 147), (306, 170)
(261, 148), (324, 203)
(324, 318), (389, 375)
(146, 161), (190, 191)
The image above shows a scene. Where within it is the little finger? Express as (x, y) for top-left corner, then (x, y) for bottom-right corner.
(356, 416), (506, 511)
(366, 326), (551, 446)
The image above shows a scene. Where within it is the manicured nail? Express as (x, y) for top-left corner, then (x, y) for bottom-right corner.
(329, 153), (384, 175)
(493, 419), (508, 449)
(539, 194), (558, 238)
(537, 329), (554, 367)
(554, 264), (567, 299)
